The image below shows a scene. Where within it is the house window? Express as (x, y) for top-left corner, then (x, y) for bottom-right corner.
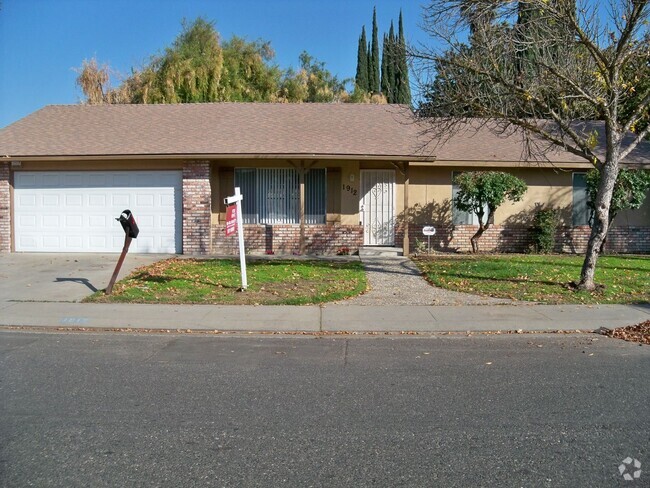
(572, 173), (590, 226)
(451, 171), (488, 225)
(234, 168), (326, 224)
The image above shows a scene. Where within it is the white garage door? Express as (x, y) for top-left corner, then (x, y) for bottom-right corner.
(14, 171), (182, 253)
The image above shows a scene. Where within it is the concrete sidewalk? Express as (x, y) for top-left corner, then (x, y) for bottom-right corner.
(0, 300), (648, 333)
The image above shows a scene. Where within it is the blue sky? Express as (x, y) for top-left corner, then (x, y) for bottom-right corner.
(0, 0), (428, 128)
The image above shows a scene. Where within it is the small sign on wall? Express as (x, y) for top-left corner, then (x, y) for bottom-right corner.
(225, 205), (238, 236)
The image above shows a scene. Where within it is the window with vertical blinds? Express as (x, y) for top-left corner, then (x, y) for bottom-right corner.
(572, 173), (590, 226)
(234, 168), (326, 224)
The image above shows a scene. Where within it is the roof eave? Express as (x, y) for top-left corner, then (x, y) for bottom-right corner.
(1, 153), (434, 162)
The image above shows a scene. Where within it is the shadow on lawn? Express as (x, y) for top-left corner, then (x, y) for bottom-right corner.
(468, 256), (650, 274)
(429, 271), (567, 288)
(127, 271), (240, 290)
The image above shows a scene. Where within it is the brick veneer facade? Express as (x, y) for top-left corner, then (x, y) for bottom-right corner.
(212, 224), (364, 255)
(182, 161), (212, 254)
(0, 163), (10, 252)
(397, 223), (650, 254)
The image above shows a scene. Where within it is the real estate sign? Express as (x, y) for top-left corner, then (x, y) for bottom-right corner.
(225, 205), (237, 237)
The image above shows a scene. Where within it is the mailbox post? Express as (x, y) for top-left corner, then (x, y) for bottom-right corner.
(422, 226), (436, 254)
(106, 210), (139, 295)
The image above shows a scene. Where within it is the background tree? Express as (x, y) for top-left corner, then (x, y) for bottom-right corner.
(413, 0), (650, 290)
(395, 10), (412, 104)
(355, 26), (369, 91)
(76, 17), (350, 105)
(381, 32), (392, 100)
(219, 36), (280, 102)
(586, 168), (650, 251)
(369, 7), (381, 93)
(354, 8), (412, 104)
(279, 52), (348, 102)
(453, 171), (527, 252)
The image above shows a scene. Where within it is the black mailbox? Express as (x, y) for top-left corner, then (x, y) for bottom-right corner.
(116, 209), (139, 238)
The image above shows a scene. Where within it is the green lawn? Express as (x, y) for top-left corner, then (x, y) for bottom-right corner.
(86, 258), (366, 305)
(415, 254), (650, 304)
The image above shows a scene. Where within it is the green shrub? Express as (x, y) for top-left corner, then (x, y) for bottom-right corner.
(532, 208), (560, 254)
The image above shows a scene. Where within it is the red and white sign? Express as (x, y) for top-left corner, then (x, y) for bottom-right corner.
(225, 205), (238, 236)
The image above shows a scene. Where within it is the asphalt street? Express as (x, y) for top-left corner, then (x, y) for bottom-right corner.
(0, 331), (648, 487)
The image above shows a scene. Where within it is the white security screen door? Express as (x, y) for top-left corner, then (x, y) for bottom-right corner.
(360, 170), (395, 246)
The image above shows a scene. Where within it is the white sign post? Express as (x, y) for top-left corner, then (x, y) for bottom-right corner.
(422, 226), (436, 254)
(224, 187), (248, 290)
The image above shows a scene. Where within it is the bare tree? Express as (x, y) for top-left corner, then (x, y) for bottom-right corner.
(412, 0), (650, 291)
(74, 58), (133, 105)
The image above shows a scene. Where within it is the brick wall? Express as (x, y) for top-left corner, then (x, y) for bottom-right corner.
(0, 163), (9, 252)
(559, 226), (650, 254)
(182, 161), (211, 254)
(212, 224), (364, 255)
(398, 223), (650, 254)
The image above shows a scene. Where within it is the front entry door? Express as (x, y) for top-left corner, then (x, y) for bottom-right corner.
(360, 170), (395, 246)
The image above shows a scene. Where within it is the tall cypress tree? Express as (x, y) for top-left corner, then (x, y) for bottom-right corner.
(370, 7), (380, 93)
(366, 42), (372, 92)
(395, 10), (411, 104)
(381, 33), (391, 100)
(355, 26), (369, 91)
(387, 21), (397, 103)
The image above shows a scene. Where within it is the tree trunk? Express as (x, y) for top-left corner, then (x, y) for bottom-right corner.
(470, 223), (488, 253)
(577, 129), (621, 291)
(469, 227), (485, 253)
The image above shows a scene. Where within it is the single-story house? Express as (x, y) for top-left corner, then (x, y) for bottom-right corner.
(0, 103), (648, 255)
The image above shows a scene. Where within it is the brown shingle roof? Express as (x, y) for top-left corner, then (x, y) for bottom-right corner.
(0, 103), (421, 159)
(1, 104), (647, 166)
(419, 119), (650, 166)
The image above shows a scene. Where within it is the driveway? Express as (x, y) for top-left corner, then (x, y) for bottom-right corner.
(0, 253), (173, 302)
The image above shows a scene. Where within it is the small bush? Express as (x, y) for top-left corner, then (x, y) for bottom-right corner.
(532, 208), (560, 253)
(414, 238), (428, 255)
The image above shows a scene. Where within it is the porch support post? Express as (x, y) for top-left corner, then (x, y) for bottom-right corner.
(299, 161), (306, 255)
(403, 162), (410, 257)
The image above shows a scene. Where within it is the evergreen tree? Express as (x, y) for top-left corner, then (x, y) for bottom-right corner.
(367, 42), (372, 90)
(395, 10), (411, 104)
(355, 26), (369, 91)
(387, 21), (397, 103)
(381, 33), (391, 100)
(370, 7), (380, 93)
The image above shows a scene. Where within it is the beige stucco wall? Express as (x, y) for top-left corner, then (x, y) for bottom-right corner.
(614, 193), (650, 226)
(407, 165), (649, 227)
(407, 166), (575, 226)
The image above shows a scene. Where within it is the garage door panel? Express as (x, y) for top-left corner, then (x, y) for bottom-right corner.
(88, 215), (107, 228)
(89, 194), (106, 207)
(43, 236), (60, 248)
(89, 236), (108, 248)
(136, 194), (155, 207)
(42, 215), (60, 228)
(65, 194), (83, 207)
(19, 194), (37, 206)
(14, 171), (182, 253)
(112, 194), (130, 207)
(18, 215), (37, 228)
